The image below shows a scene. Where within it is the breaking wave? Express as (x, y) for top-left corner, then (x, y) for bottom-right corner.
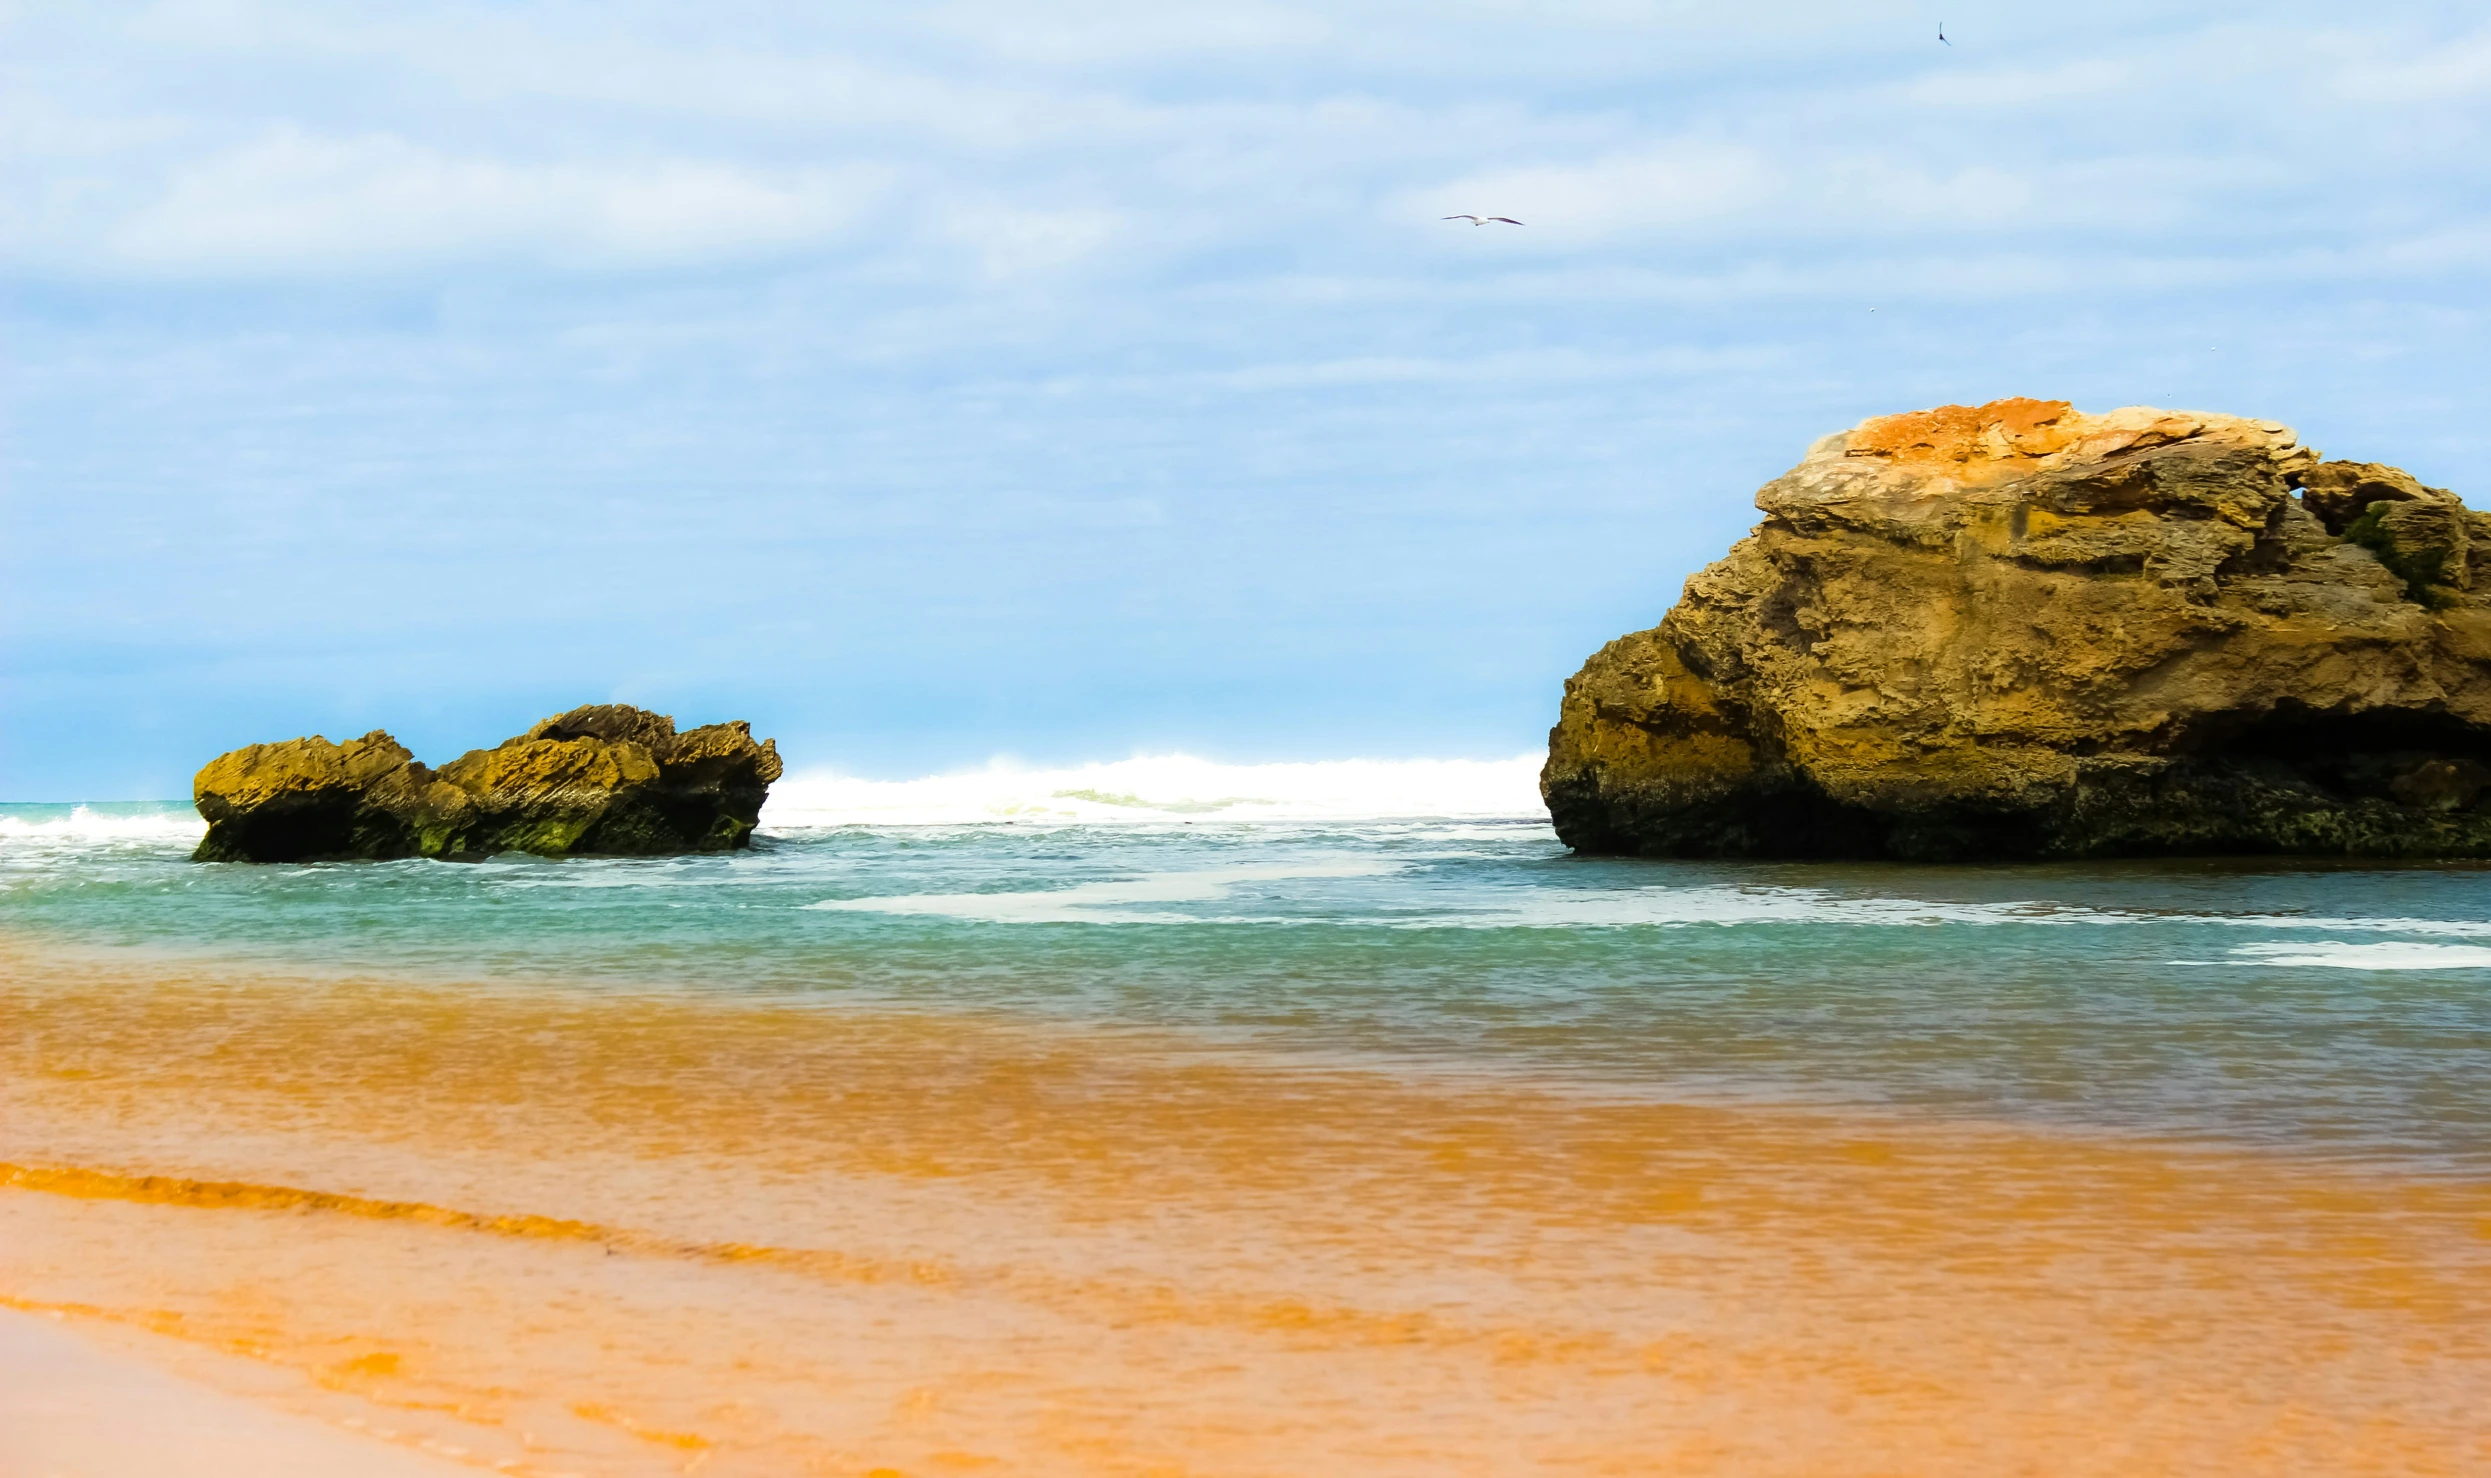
(761, 753), (1546, 829)
(0, 754), (1546, 858)
(810, 871), (2491, 946)
(0, 803), (204, 842)
(2226, 941), (2491, 970)
(808, 860), (1407, 924)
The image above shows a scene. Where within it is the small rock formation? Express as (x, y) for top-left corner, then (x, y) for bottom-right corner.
(193, 705), (784, 862)
(1543, 399), (2491, 859)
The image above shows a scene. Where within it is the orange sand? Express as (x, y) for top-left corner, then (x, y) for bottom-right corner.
(3, 941), (2486, 1476)
(0, 1304), (473, 1475)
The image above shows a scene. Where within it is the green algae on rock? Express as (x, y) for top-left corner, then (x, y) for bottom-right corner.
(1541, 400), (2491, 861)
(193, 705), (783, 862)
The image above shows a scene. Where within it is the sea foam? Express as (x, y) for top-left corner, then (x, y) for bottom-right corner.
(0, 804), (204, 842)
(760, 753), (1546, 829)
(808, 859), (1406, 924)
(2227, 941), (2491, 970)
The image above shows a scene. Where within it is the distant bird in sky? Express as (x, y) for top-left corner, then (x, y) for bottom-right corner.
(1938, 21), (1951, 44)
(1442, 214), (1524, 226)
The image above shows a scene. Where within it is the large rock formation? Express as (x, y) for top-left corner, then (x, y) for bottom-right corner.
(193, 705), (783, 862)
(1542, 399), (2491, 860)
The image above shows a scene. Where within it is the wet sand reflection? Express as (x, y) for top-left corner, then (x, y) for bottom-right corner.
(4, 944), (2487, 1476)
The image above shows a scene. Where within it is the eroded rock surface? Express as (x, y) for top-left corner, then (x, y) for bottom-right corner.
(1542, 399), (2491, 859)
(194, 704), (783, 862)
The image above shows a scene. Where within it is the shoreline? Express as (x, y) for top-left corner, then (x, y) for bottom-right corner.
(5, 947), (2487, 1474)
(0, 1306), (473, 1477)
(8, 837), (2491, 1474)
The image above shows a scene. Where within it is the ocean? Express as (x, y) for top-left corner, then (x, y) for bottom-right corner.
(4, 757), (2489, 1474)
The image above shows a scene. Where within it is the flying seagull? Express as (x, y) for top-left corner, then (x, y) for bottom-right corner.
(1938, 20), (1951, 44)
(1443, 214), (1524, 226)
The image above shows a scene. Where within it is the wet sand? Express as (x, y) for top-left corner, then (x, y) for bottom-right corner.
(3, 941), (2488, 1476)
(0, 1304), (471, 1476)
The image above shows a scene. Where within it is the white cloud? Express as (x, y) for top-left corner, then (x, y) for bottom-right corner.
(1403, 142), (2296, 250)
(76, 127), (896, 274)
(8, 1), (2490, 800)
(9, 1), (2481, 296)
(2330, 28), (2491, 101)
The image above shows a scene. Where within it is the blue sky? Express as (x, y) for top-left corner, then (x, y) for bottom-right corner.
(4, 1), (2489, 798)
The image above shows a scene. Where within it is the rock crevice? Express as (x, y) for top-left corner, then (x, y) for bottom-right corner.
(1541, 400), (2491, 860)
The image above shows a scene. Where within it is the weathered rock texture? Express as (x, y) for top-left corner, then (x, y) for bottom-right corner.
(193, 705), (783, 862)
(1543, 399), (2491, 859)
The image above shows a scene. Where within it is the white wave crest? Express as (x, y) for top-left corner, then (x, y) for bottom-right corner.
(2227, 915), (2491, 938)
(0, 804), (204, 841)
(808, 869), (2491, 937)
(2227, 941), (2491, 970)
(1479, 898), (2491, 935)
(1424, 888), (2114, 930)
(810, 876), (2141, 929)
(809, 859), (1405, 924)
(761, 753), (1546, 829)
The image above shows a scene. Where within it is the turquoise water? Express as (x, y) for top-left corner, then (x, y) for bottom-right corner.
(6, 798), (2490, 1169)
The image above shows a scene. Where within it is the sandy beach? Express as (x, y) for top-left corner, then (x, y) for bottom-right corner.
(5, 939), (2488, 1476)
(0, 1304), (470, 1477)
(12, 0), (2491, 1470)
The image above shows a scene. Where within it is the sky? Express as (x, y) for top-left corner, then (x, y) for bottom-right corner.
(4, 0), (2489, 799)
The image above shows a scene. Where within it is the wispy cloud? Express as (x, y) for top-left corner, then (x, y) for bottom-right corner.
(82, 128), (895, 274)
(10, 4), (2486, 292)
(3, 1), (2488, 793)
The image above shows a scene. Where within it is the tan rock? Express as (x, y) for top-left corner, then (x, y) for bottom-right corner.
(194, 705), (782, 862)
(1542, 399), (2491, 858)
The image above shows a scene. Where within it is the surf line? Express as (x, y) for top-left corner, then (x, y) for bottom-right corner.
(0, 1161), (1634, 1360)
(0, 1161), (958, 1290)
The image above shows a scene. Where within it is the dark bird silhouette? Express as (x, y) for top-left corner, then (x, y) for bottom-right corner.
(1442, 215), (1524, 226)
(1938, 21), (1951, 44)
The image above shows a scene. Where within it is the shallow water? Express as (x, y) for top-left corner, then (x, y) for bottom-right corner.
(3, 796), (2489, 1474)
